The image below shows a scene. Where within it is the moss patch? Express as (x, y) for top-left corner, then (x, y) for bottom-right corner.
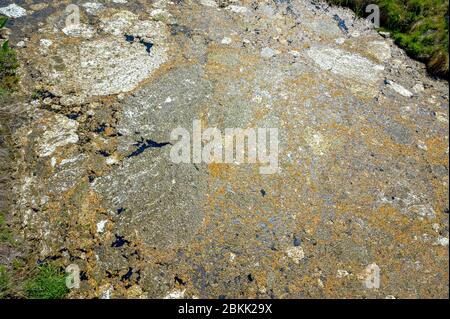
(327, 0), (449, 78)
(0, 213), (13, 245)
(25, 265), (68, 299)
(0, 265), (9, 298)
(0, 17), (19, 98)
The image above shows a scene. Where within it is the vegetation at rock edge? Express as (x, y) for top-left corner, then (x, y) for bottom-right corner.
(327, 0), (449, 78)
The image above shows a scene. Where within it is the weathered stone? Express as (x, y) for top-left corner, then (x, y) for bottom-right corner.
(307, 46), (384, 84)
(35, 114), (79, 158)
(4, 0), (448, 300)
(0, 4), (27, 18)
(385, 80), (414, 97)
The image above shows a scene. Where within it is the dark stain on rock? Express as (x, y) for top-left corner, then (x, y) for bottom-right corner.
(124, 34), (154, 54)
(94, 123), (107, 133)
(124, 34), (135, 42)
(139, 39), (154, 54)
(333, 14), (348, 34)
(127, 138), (171, 158)
(80, 271), (89, 281)
(32, 89), (56, 100)
(111, 234), (130, 248)
(260, 189), (266, 197)
(121, 267), (133, 281)
(117, 207), (126, 215)
(293, 235), (301, 247)
(98, 150), (110, 157)
(170, 24), (192, 37)
(174, 275), (187, 286)
(67, 113), (79, 120)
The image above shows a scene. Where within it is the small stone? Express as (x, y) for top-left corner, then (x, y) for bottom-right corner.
(367, 41), (391, 62)
(435, 112), (448, 123)
(200, 0), (218, 7)
(106, 156), (119, 165)
(96, 220), (108, 233)
(82, 2), (104, 15)
(417, 140), (428, 150)
(435, 237), (449, 247)
(385, 80), (413, 98)
(285, 246), (305, 264)
(62, 24), (95, 38)
(412, 83), (425, 94)
(289, 50), (300, 57)
(227, 5), (250, 15)
(221, 37), (232, 45)
(337, 269), (350, 278)
(261, 47), (280, 59)
(164, 289), (186, 299)
(431, 223), (440, 232)
(40, 39), (53, 47)
(150, 8), (174, 23)
(317, 278), (324, 288)
(0, 4), (27, 18)
(43, 97), (53, 105)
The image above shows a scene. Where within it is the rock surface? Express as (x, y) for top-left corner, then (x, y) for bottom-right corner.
(2, 0), (449, 298)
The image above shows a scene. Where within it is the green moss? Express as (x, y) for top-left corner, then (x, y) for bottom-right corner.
(327, 0), (449, 78)
(0, 265), (9, 298)
(12, 259), (24, 271)
(0, 213), (13, 245)
(25, 265), (68, 299)
(0, 16), (19, 98)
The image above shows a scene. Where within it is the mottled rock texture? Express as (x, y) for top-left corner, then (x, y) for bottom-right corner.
(1, 0), (448, 299)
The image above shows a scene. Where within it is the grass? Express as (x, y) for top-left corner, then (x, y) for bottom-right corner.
(0, 213), (13, 245)
(0, 17), (68, 301)
(0, 16), (19, 98)
(24, 265), (68, 299)
(0, 265), (9, 298)
(1, 261), (69, 299)
(327, 0), (449, 78)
